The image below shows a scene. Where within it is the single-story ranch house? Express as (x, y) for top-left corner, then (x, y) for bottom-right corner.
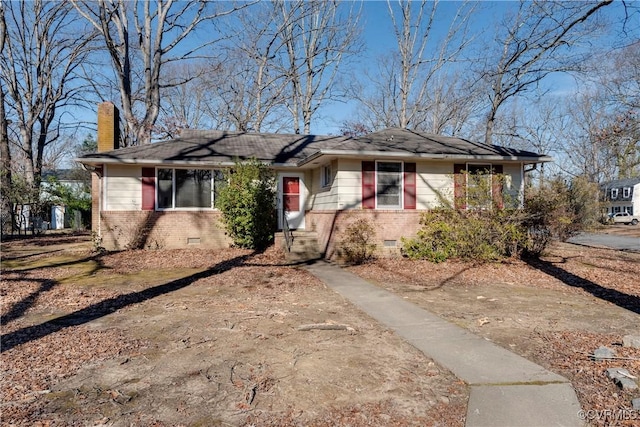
(77, 102), (551, 257)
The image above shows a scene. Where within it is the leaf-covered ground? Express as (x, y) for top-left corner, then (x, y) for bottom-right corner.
(349, 240), (640, 427)
(2, 232), (638, 426)
(1, 234), (466, 426)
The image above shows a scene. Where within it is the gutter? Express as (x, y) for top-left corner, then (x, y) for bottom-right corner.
(75, 157), (240, 168)
(76, 151), (553, 169)
(295, 149), (553, 167)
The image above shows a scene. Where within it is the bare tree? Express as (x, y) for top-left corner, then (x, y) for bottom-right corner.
(553, 42), (640, 181)
(201, 3), (293, 133)
(0, 3), (12, 232)
(605, 41), (640, 111)
(479, 0), (613, 145)
(557, 89), (616, 182)
(594, 43), (640, 178)
(72, 0), (249, 145)
(155, 62), (214, 139)
(596, 111), (640, 179)
(491, 96), (571, 182)
(0, 0), (95, 189)
(276, 0), (362, 135)
(352, 0), (476, 133)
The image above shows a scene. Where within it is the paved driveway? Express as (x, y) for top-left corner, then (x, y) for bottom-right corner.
(568, 232), (640, 252)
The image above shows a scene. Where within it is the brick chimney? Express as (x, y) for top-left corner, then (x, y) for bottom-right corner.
(97, 102), (120, 152)
(92, 102), (120, 238)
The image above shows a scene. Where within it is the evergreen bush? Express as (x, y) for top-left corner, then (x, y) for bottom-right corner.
(216, 159), (277, 250)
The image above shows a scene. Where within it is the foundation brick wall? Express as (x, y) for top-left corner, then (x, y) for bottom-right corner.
(98, 210), (231, 250)
(307, 210), (424, 259)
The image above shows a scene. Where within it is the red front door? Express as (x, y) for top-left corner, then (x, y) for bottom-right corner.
(280, 174), (305, 229)
(283, 177), (300, 213)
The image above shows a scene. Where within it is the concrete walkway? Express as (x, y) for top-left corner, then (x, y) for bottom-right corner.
(305, 261), (584, 427)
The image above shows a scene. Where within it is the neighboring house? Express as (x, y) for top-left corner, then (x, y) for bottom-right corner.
(77, 102), (551, 255)
(41, 169), (91, 230)
(11, 169), (90, 232)
(601, 178), (640, 217)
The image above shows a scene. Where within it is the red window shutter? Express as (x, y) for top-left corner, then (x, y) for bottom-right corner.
(362, 161), (376, 209)
(141, 167), (156, 211)
(454, 164), (466, 210)
(492, 165), (504, 209)
(404, 162), (416, 209)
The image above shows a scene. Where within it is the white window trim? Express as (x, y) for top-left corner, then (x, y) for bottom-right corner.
(321, 164), (332, 188)
(611, 188), (619, 199)
(156, 167), (217, 211)
(623, 187), (630, 198)
(375, 160), (403, 209)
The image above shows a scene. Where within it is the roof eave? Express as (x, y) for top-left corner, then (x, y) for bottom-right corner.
(296, 150), (553, 166)
(77, 152), (553, 169)
(75, 157), (240, 168)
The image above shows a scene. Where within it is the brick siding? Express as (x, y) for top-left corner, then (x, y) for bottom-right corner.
(98, 210), (231, 250)
(307, 210), (424, 259)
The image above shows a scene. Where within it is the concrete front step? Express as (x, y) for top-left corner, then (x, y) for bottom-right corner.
(281, 231), (322, 262)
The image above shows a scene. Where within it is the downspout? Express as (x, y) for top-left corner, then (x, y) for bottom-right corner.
(522, 162), (537, 208)
(98, 172), (102, 239)
(80, 163), (104, 244)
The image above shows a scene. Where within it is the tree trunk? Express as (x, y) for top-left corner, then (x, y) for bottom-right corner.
(0, 85), (13, 233)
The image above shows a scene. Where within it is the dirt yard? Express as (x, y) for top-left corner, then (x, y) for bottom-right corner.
(1, 235), (466, 427)
(2, 229), (639, 426)
(349, 237), (640, 427)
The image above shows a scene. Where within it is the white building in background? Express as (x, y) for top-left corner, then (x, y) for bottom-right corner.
(41, 169), (91, 230)
(51, 205), (65, 230)
(602, 178), (640, 216)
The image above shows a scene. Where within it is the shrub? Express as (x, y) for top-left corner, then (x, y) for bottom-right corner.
(523, 176), (600, 245)
(568, 176), (603, 230)
(401, 173), (603, 263)
(401, 209), (458, 262)
(402, 209), (513, 263)
(216, 159), (277, 250)
(338, 217), (377, 264)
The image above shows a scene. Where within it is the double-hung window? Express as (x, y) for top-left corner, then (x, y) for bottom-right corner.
(376, 161), (403, 209)
(454, 163), (503, 210)
(157, 168), (224, 209)
(362, 161), (415, 209)
(321, 164), (332, 188)
(467, 164), (493, 209)
(623, 187), (630, 198)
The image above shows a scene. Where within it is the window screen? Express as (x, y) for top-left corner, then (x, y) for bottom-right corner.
(377, 162), (402, 208)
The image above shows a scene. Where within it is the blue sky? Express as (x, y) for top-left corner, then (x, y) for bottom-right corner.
(312, 0), (635, 135)
(316, 0), (480, 134)
(62, 1), (637, 146)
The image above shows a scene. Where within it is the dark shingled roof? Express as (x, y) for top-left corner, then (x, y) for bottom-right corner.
(337, 128), (546, 158)
(77, 128), (551, 167)
(601, 177), (640, 189)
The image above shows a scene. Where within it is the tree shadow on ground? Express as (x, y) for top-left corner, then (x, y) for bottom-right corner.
(524, 256), (640, 315)
(1, 278), (58, 325)
(1, 252), (256, 353)
(1, 248), (65, 261)
(1, 254), (107, 325)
